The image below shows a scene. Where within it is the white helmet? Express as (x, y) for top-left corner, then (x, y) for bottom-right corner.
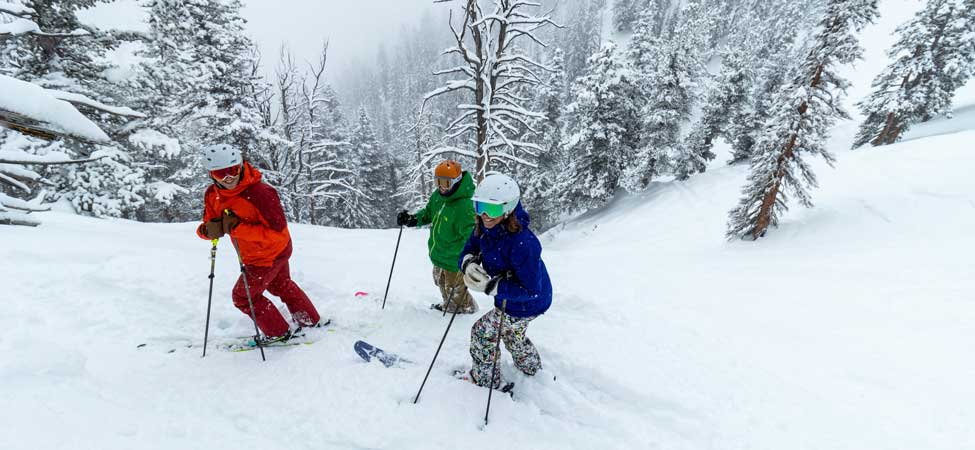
(472, 173), (520, 217)
(202, 144), (242, 171)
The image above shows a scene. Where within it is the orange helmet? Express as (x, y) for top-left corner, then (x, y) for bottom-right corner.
(434, 160), (463, 179)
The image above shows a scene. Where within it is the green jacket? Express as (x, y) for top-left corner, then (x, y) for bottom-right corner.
(414, 172), (476, 272)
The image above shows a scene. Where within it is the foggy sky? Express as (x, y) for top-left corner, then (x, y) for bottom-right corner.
(240, 0), (440, 80)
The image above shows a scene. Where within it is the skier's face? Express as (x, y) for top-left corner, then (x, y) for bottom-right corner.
(481, 213), (504, 229)
(435, 176), (456, 195)
(211, 164), (242, 189)
(214, 172), (240, 189)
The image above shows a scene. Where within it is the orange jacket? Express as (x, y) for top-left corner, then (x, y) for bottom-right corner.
(196, 162), (292, 267)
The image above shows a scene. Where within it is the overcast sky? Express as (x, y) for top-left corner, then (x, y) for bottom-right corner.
(241, 0), (439, 79)
(80, 0), (442, 79)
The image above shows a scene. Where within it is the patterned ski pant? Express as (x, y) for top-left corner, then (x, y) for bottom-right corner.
(470, 307), (541, 388)
(433, 266), (476, 313)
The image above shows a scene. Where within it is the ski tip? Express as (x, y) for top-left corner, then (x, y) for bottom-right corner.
(354, 291), (369, 297)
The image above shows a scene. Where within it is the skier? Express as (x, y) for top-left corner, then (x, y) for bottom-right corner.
(196, 144), (322, 343)
(457, 173), (552, 389)
(396, 160), (478, 314)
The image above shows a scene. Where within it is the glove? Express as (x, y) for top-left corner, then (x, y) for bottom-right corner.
(464, 265), (500, 296)
(397, 210), (417, 227)
(200, 218), (224, 239)
(222, 211), (240, 234)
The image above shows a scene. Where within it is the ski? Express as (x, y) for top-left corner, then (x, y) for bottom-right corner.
(354, 340), (411, 367)
(139, 319), (333, 354)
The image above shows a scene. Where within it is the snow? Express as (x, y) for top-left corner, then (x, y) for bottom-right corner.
(0, 17), (38, 36)
(129, 128), (181, 158)
(1, 0), (974, 448)
(0, 75), (110, 143)
(50, 89), (147, 118)
(101, 40), (148, 83)
(0, 2), (35, 16)
(148, 181), (188, 203)
(75, 0), (148, 33)
(1, 103), (973, 448)
(0, 149), (82, 164)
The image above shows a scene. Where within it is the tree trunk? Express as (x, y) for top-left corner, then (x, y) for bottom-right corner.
(750, 64), (824, 239)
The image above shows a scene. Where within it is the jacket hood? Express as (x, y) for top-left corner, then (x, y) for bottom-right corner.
(512, 202), (530, 228)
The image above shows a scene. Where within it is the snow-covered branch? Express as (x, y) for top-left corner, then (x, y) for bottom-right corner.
(49, 90), (147, 118)
(0, 75), (110, 143)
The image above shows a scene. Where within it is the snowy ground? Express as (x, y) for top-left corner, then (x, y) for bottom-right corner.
(5, 1), (974, 449)
(2, 106), (974, 449)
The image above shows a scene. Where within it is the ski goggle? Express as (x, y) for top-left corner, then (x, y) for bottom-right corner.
(210, 165), (241, 180)
(435, 175), (461, 190)
(474, 201), (507, 218)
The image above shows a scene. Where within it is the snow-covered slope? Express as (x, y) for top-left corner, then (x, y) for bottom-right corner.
(2, 106), (973, 450)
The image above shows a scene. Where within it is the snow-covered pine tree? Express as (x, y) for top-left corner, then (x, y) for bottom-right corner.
(613, 0), (668, 35)
(553, 0), (604, 97)
(188, 0), (269, 153)
(725, 0), (821, 164)
(133, 0), (274, 221)
(645, 1), (714, 183)
(726, 0), (878, 241)
(915, 0), (975, 122)
(347, 107), (392, 228)
(1, 0), (153, 221)
(521, 47), (567, 228)
(558, 42), (642, 211)
(424, 0), (558, 181)
(683, 47), (753, 175)
(853, 0), (974, 148)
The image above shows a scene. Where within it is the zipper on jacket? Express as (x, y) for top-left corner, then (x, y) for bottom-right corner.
(430, 202), (448, 254)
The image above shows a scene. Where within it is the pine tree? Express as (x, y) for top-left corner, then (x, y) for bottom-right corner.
(726, 0), (822, 164)
(629, 2), (712, 185)
(1, 0), (154, 221)
(559, 0), (606, 86)
(347, 107), (391, 228)
(854, 0), (975, 148)
(558, 43), (642, 211)
(613, 0), (668, 35)
(683, 48), (753, 174)
(727, 0), (879, 241)
(522, 47), (567, 228)
(133, 0), (274, 221)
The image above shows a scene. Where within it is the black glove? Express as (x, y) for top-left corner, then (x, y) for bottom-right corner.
(397, 210), (417, 227)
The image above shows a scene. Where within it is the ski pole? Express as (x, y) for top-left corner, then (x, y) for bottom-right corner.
(413, 273), (463, 404)
(484, 298), (509, 426)
(202, 238), (219, 358)
(381, 225), (404, 310)
(225, 210), (266, 362)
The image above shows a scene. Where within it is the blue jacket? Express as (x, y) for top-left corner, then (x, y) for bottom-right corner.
(458, 204), (552, 318)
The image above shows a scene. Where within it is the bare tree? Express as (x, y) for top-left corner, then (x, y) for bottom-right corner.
(423, 0), (558, 181)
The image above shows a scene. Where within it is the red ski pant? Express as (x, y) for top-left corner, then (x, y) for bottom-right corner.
(232, 257), (320, 337)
